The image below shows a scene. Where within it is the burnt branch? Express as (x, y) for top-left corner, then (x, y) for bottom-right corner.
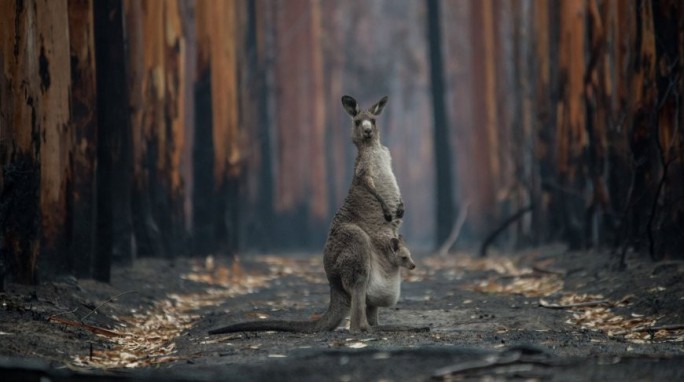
(480, 205), (534, 257)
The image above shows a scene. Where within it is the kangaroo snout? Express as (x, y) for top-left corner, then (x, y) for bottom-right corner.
(361, 120), (373, 137)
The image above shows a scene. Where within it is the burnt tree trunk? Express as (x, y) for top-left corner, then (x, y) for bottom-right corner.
(124, 0), (161, 258)
(193, 0), (242, 256)
(236, 0), (275, 250)
(426, 0), (456, 247)
(123, 1), (196, 258)
(34, 0), (73, 278)
(650, 0), (684, 258)
(67, 0), (98, 277)
(0, 0), (44, 284)
(468, 0), (501, 237)
(0, 0), (75, 283)
(271, 0), (328, 249)
(94, 0), (134, 280)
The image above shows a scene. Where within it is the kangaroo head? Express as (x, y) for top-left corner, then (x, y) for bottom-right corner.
(390, 235), (416, 270)
(341, 95), (388, 145)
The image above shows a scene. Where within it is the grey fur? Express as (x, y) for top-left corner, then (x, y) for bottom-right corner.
(208, 96), (411, 335)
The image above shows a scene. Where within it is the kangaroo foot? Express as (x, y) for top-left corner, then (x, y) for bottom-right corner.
(350, 322), (372, 333)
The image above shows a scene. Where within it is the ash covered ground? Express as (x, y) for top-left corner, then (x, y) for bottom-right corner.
(1, 246), (683, 381)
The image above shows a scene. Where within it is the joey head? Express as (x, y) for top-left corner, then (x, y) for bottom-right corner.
(389, 235), (415, 270)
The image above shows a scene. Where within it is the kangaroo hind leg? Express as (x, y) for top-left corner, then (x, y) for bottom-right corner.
(331, 224), (374, 333)
(347, 278), (370, 332)
(366, 305), (379, 326)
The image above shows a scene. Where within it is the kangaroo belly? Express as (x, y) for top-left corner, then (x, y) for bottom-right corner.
(366, 267), (401, 307)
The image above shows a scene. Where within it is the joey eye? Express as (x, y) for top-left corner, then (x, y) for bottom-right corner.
(370, 118), (376, 125)
(354, 120), (361, 126)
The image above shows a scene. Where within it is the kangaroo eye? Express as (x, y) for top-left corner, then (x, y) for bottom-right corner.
(370, 118), (376, 125)
(354, 120), (361, 126)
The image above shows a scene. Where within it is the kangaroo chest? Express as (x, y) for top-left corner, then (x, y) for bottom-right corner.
(367, 146), (400, 202)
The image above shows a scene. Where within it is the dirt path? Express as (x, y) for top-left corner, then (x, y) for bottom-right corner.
(1, 247), (683, 380)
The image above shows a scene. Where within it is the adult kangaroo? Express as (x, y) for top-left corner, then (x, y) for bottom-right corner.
(209, 96), (416, 334)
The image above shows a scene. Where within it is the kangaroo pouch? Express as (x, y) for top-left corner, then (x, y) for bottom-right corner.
(366, 266), (401, 307)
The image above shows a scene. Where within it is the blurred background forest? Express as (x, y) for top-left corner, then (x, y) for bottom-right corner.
(1, 0), (683, 284)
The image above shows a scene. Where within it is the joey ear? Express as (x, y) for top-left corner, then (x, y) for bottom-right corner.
(341, 95), (360, 117)
(390, 237), (400, 252)
(369, 96), (388, 116)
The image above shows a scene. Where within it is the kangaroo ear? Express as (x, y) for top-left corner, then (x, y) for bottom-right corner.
(390, 237), (400, 252)
(341, 95), (360, 117)
(369, 96), (388, 116)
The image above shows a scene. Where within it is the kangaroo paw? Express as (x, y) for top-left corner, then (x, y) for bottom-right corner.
(381, 203), (393, 222)
(396, 206), (404, 219)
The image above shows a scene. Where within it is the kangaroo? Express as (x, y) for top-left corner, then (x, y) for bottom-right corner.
(208, 96), (415, 334)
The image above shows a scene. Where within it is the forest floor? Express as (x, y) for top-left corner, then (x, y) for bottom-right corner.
(1, 245), (683, 381)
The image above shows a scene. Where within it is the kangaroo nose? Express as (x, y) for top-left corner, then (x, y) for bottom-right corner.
(361, 120), (372, 134)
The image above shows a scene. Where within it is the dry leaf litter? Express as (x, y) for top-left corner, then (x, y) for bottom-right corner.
(70, 255), (321, 368)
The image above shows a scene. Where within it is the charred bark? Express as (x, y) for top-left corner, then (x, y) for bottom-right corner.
(426, 0), (456, 246)
(93, 0), (134, 280)
(68, 0), (98, 278)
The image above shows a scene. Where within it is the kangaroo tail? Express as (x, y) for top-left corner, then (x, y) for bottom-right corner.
(208, 319), (317, 334)
(208, 287), (349, 334)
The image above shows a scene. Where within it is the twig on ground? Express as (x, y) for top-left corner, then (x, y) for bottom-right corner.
(48, 315), (124, 337)
(435, 201), (470, 257)
(532, 266), (567, 276)
(46, 307), (79, 320)
(432, 352), (520, 378)
(539, 294), (634, 309)
(46, 290), (136, 339)
(632, 324), (684, 332)
(538, 299), (610, 309)
(374, 325), (431, 333)
(80, 290), (138, 322)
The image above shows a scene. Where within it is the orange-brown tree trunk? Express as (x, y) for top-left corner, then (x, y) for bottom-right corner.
(1, 0), (44, 284)
(193, 0), (243, 255)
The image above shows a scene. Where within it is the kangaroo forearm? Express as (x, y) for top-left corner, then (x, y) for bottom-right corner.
(361, 175), (392, 220)
(367, 186), (390, 212)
